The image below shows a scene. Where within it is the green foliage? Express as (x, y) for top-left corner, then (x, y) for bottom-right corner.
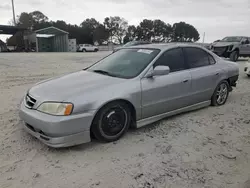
(104, 16), (128, 44)
(172, 22), (200, 42)
(14, 11), (200, 45)
(123, 35), (130, 44)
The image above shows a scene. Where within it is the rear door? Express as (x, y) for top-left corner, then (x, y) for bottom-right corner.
(141, 47), (192, 118)
(183, 47), (221, 104)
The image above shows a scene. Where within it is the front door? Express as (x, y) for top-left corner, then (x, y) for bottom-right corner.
(240, 37), (250, 55)
(141, 47), (192, 119)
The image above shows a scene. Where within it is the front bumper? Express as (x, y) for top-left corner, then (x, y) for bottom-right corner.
(19, 101), (96, 147)
(212, 46), (233, 57)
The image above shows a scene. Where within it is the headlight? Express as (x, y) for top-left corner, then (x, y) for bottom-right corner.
(37, 102), (73, 116)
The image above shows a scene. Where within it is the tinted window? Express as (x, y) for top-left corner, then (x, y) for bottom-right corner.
(154, 48), (186, 72)
(184, 47), (210, 68)
(88, 48), (160, 78)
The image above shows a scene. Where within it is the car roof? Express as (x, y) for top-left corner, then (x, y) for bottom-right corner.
(123, 43), (207, 51)
(224, 36), (249, 38)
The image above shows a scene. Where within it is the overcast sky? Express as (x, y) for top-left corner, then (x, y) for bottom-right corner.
(0, 0), (250, 42)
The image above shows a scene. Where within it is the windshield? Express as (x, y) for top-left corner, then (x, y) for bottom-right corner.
(221, 37), (242, 42)
(87, 48), (160, 79)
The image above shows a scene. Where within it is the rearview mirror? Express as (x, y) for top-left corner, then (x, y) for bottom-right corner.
(146, 65), (170, 78)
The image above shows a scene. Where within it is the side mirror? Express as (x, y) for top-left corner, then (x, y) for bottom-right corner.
(146, 65), (170, 78)
(241, 41), (245, 45)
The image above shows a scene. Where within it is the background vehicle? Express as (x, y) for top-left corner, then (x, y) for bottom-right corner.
(19, 44), (239, 147)
(113, 40), (151, 52)
(211, 36), (250, 62)
(244, 59), (250, 77)
(77, 44), (99, 52)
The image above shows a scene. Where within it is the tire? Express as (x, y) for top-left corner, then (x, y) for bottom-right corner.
(229, 51), (239, 62)
(211, 80), (230, 106)
(82, 49), (86, 52)
(94, 48), (98, 52)
(91, 102), (131, 142)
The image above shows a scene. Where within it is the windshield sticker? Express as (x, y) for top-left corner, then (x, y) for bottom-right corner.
(137, 49), (153, 54)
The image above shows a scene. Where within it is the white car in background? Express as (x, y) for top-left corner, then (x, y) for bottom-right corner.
(77, 44), (99, 52)
(245, 59), (250, 77)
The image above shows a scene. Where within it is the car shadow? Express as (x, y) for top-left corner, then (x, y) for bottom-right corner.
(52, 105), (210, 152)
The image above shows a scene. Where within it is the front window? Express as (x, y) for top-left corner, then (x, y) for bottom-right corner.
(221, 37), (242, 42)
(87, 48), (160, 78)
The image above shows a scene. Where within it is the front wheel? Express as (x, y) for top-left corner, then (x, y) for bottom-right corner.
(229, 51), (239, 62)
(82, 49), (86, 52)
(91, 102), (131, 142)
(211, 81), (230, 106)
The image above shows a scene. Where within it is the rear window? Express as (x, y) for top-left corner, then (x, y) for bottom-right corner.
(184, 47), (211, 68)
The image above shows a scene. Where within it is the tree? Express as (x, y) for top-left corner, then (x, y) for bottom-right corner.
(123, 35), (130, 44)
(126, 25), (136, 40)
(17, 12), (33, 29)
(93, 24), (109, 45)
(80, 18), (100, 44)
(16, 11), (49, 30)
(152, 20), (172, 42)
(136, 19), (154, 41)
(53, 20), (68, 31)
(104, 16), (128, 44)
(30, 11), (48, 23)
(172, 22), (200, 42)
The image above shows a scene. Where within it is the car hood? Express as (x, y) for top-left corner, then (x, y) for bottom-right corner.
(213, 41), (238, 47)
(28, 70), (124, 102)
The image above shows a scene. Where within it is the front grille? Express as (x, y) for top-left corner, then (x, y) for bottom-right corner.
(25, 94), (36, 108)
(213, 46), (227, 53)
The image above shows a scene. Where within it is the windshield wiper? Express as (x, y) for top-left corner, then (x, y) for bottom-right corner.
(92, 70), (118, 77)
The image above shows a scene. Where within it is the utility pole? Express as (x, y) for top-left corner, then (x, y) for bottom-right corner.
(11, 0), (16, 25)
(202, 32), (205, 43)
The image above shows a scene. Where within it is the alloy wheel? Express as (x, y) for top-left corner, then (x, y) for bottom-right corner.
(216, 83), (228, 105)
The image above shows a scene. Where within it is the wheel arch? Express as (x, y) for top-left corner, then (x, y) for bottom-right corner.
(90, 99), (137, 132)
(234, 47), (239, 52)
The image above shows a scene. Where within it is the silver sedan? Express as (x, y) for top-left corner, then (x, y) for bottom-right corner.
(19, 43), (239, 147)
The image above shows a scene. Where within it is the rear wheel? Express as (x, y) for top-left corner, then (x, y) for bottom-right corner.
(94, 48), (98, 52)
(211, 81), (229, 106)
(91, 102), (131, 142)
(229, 51), (239, 62)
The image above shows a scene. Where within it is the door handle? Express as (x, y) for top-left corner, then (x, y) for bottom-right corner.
(183, 79), (189, 83)
(215, 73), (219, 76)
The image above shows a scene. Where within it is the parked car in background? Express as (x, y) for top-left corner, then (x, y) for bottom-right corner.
(244, 59), (250, 77)
(19, 43), (239, 148)
(211, 36), (250, 62)
(77, 44), (99, 52)
(113, 40), (151, 52)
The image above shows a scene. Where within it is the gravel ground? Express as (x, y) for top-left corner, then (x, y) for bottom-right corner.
(0, 52), (250, 188)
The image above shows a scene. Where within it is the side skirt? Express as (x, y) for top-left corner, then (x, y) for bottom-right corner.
(136, 101), (211, 128)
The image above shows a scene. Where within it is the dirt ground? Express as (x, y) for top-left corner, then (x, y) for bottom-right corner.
(0, 52), (250, 188)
